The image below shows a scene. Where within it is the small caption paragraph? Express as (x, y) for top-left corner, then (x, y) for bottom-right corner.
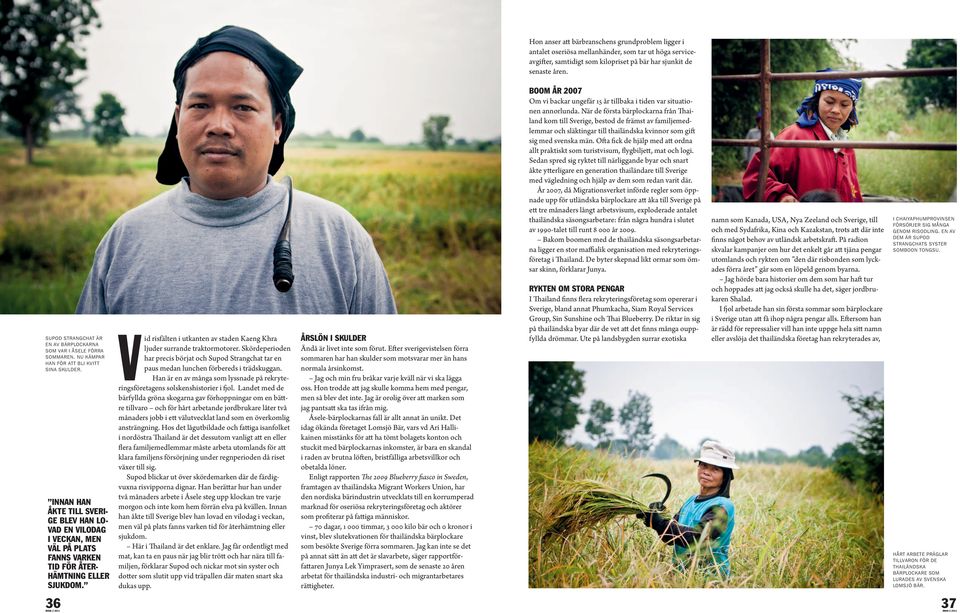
(891, 216), (955, 254)
(44, 335), (104, 373)
(891, 550), (950, 588)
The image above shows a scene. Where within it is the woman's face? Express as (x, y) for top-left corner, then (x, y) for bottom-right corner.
(818, 90), (854, 133)
(697, 461), (724, 494)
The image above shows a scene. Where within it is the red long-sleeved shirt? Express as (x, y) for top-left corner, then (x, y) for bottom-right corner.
(742, 122), (862, 202)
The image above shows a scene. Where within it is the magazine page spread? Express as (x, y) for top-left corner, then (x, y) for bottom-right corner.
(2, 0), (958, 612)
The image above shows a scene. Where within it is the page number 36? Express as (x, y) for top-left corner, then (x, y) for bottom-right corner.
(45, 598), (61, 610)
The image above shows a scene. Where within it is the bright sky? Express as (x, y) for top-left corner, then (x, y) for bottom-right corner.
(68, 0), (500, 143)
(839, 39), (913, 89)
(569, 362), (883, 456)
(843, 39), (912, 70)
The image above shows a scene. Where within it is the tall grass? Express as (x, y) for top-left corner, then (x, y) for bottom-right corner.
(856, 109), (957, 201)
(0, 139), (500, 313)
(529, 441), (883, 588)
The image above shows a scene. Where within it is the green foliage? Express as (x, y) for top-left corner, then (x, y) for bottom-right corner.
(796, 445), (830, 468)
(829, 391), (884, 494)
(448, 137), (501, 153)
(843, 391), (884, 493)
(652, 434), (690, 460)
(855, 80), (908, 137)
(830, 442), (864, 482)
(91, 93), (128, 148)
(0, 0), (100, 163)
(736, 447), (820, 465)
(528, 362), (585, 444)
(712, 39), (845, 174)
(1, 80), (80, 150)
(736, 446), (831, 468)
(348, 128), (365, 142)
(739, 448), (789, 464)
(757, 448), (788, 463)
(529, 441), (884, 588)
(903, 39), (957, 114)
(422, 114), (451, 151)
(618, 391), (654, 455)
(1, 215), (113, 271)
(0, 269), (88, 313)
(584, 399), (615, 446)
(856, 108), (956, 201)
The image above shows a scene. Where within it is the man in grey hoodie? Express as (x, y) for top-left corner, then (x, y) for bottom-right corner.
(77, 26), (395, 314)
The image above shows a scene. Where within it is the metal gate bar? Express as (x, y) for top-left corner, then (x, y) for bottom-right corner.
(713, 139), (956, 151)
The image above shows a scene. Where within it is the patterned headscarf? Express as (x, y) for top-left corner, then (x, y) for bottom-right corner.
(796, 68), (862, 130)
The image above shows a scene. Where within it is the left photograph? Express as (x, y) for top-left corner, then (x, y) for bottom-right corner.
(0, 0), (501, 314)
(529, 361), (884, 588)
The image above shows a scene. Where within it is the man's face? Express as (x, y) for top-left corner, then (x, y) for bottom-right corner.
(175, 52), (282, 200)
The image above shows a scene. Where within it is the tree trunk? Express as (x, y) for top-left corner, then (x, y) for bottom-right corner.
(25, 123), (34, 165)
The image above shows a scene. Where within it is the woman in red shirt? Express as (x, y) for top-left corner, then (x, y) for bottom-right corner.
(743, 69), (863, 202)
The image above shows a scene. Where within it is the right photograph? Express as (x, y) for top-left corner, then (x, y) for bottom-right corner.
(528, 361), (884, 588)
(711, 39), (956, 202)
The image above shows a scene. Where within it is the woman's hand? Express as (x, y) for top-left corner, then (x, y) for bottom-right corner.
(780, 194), (798, 202)
(636, 510), (656, 528)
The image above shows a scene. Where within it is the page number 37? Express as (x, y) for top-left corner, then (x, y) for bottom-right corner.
(943, 597), (957, 611)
